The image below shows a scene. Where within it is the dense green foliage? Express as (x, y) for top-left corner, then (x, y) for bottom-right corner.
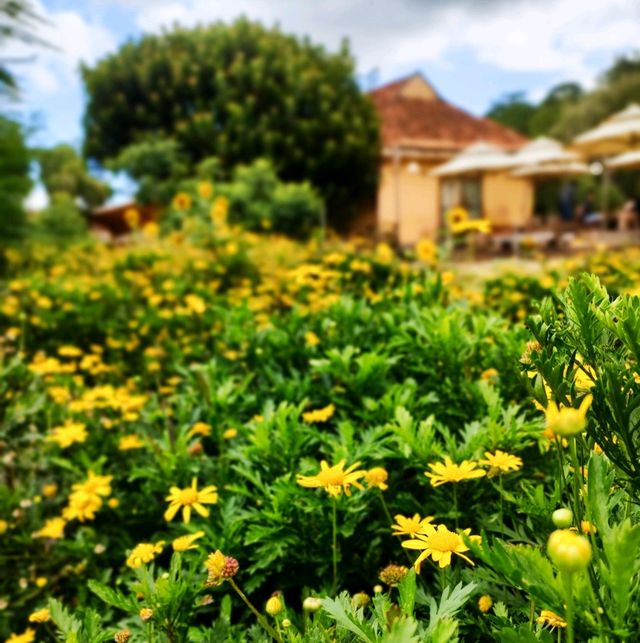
(4, 221), (640, 640)
(0, 115), (31, 245)
(37, 145), (111, 209)
(81, 18), (380, 227)
(33, 192), (89, 242)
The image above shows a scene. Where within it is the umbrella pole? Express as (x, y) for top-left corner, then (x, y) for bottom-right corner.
(602, 165), (611, 229)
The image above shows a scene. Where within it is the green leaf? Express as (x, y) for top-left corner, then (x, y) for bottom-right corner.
(48, 598), (81, 636)
(397, 568), (416, 618)
(586, 453), (614, 536)
(87, 580), (136, 612)
(496, 624), (553, 643)
(320, 593), (377, 643)
(381, 616), (420, 643)
(600, 518), (640, 628)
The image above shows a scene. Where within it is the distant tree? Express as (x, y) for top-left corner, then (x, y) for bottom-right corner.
(0, 115), (31, 244)
(81, 18), (380, 227)
(529, 82), (583, 136)
(106, 139), (189, 205)
(35, 192), (88, 242)
(37, 144), (111, 208)
(551, 71), (640, 141)
(486, 92), (536, 136)
(603, 52), (640, 84)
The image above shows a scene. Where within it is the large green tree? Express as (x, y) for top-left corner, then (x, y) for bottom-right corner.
(81, 19), (380, 227)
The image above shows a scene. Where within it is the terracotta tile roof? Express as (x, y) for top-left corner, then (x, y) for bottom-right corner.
(370, 74), (527, 154)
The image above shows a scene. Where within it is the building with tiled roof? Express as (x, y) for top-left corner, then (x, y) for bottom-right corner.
(368, 73), (533, 245)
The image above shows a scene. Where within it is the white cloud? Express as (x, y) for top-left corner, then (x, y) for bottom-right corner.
(2, 2), (116, 99)
(126, 0), (640, 87)
(5, 0), (640, 145)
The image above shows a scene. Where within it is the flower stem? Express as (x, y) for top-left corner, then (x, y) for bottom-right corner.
(529, 600), (535, 630)
(498, 475), (504, 532)
(379, 492), (415, 566)
(229, 578), (282, 643)
(331, 497), (338, 596)
(452, 485), (458, 529)
(378, 490), (394, 528)
(569, 437), (584, 527)
(562, 572), (575, 643)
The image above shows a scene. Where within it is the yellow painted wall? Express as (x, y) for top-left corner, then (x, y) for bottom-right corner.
(376, 160), (440, 245)
(482, 172), (534, 228)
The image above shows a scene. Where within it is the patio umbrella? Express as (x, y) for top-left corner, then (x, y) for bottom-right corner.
(607, 149), (640, 170)
(511, 160), (589, 178)
(512, 137), (580, 166)
(431, 142), (515, 176)
(573, 104), (640, 156)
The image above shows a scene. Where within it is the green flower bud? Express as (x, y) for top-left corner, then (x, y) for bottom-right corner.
(303, 597), (322, 612)
(547, 529), (592, 573)
(552, 508), (574, 528)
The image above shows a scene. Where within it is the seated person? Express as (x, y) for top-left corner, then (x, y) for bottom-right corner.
(617, 200), (639, 230)
(580, 191), (603, 225)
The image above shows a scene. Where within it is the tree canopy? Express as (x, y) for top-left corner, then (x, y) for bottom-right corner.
(81, 18), (380, 227)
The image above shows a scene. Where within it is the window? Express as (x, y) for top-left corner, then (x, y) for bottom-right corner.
(440, 177), (482, 221)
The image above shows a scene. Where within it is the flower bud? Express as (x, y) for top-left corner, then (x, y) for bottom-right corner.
(303, 596), (322, 612)
(266, 594), (283, 616)
(547, 529), (592, 573)
(478, 595), (493, 613)
(114, 630), (131, 643)
(139, 608), (153, 621)
(552, 508), (573, 528)
(351, 592), (370, 608)
(545, 396), (592, 437)
(282, 618), (291, 628)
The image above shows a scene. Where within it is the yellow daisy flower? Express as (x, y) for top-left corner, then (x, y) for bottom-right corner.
(188, 422), (212, 438)
(172, 531), (205, 552)
(545, 396), (592, 437)
(297, 460), (365, 497)
(33, 517), (66, 539)
(425, 456), (486, 487)
(537, 610), (567, 629)
(126, 541), (164, 568)
(302, 404), (335, 423)
(47, 421), (87, 448)
(479, 450), (523, 476)
(5, 628), (36, 643)
(28, 608), (51, 623)
(164, 478), (219, 523)
(365, 467), (389, 491)
(391, 513), (434, 537)
(402, 524), (478, 571)
(118, 434), (144, 450)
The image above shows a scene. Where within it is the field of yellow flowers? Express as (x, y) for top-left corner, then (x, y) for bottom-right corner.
(3, 198), (640, 642)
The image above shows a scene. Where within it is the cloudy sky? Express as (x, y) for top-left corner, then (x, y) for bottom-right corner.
(4, 0), (640, 149)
